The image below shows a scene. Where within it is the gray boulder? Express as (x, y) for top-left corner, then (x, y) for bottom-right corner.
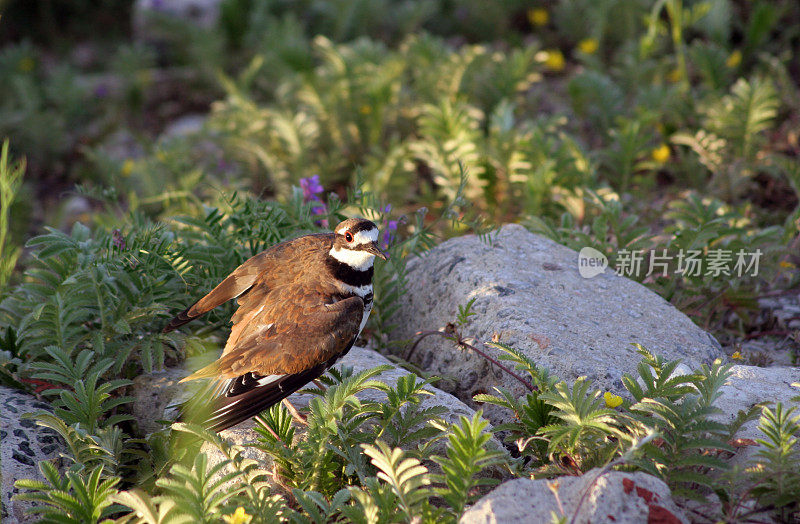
(460, 469), (687, 524)
(717, 365), (800, 441)
(1, 387), (63, 523)
(389, 224), (724, 425)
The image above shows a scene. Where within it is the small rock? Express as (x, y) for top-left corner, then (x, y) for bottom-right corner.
(56, 196), (92, 231)
(97, 129), (145, 163)
(460, 469), (687, 524)
(716, 365), (800, 441)
(132, 367), (189, 434)
(1, 387), (64, 523)
(161, 114), (207, 140)
(133, 0), (222, 41)
(389, 225), (724, 426)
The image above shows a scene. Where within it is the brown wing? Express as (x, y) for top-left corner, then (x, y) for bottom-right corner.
(162, 251), (270, 333)
(182, 293), (363, 380)
(180, 295), (364, 431)
(162, 233), (332, 334)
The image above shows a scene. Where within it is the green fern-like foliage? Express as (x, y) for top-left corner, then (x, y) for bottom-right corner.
(362, 441), (432, 521)
(154, 453), (242, 523)
(473, 341), (558, 465)
(115, 422), (290, 523)
(254, 366), (394, 495)
(409, 99), (485, 201)
(748, 403), (800, 518)
(14, 463), (120, 523)
(705, 76), (779, 160)
(33, 349), (133, 432)
(621, 345), (699, 403)
(623, 348), (734, 499)
(538, 378), (627, 470)
(370, 374), (448, 450)
(431, 412), (505, 516)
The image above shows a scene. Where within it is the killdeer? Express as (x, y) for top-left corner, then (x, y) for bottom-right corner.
(163, 217), (388, 431)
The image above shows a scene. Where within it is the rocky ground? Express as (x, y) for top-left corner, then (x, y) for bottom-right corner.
(3, 225), (799, 523)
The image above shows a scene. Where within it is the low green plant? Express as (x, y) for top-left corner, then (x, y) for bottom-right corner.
(746, 402), (800, 519)
(0, 139), (25, 292)
(14, 463), (121, 523)
(102, 372), (504, 524)
(623, 347), (734, 499)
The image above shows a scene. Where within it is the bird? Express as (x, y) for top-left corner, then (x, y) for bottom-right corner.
(163, 217), (388, 432)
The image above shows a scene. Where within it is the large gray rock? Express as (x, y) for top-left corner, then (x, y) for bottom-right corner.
(389, 225), (724, 425)
(460, 469), (687, 524)
(1, 387), (63, 523)
(717, 365), (800, 441)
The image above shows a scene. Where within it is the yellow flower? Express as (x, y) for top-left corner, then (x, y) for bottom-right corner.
(543, 49), (565, 72)
(779, 260), (796, 269)
(528, 8), (549, 27)
(223, 507), (252, 524)
(726, 49), (742, 69)
(604, 392), (623, 408)
(578, 38), (598, 55)
(666, 68), (682, 83)
(731, 351), (743, 360)
(651, 144), (670, 163)
(359, 105), (372, 115)
(121, 159), (135, 177)
(18, 56), (35, 73)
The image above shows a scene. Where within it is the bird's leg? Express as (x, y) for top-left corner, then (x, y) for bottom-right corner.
(313, 379), (326, 391)
(282, 398), (307, 425)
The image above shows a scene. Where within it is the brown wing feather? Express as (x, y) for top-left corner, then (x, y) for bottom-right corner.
(182, 293), (363, 381)
(162, 233), (333, 333)
(162, 252), (269, 333)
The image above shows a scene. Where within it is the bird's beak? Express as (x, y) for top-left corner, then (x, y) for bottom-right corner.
(365, 241), (389, 261)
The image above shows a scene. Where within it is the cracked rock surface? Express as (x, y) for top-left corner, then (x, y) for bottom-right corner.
(1, 386), (64, 523)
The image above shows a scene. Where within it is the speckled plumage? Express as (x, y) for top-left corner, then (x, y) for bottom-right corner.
(164, 218), (387, 431)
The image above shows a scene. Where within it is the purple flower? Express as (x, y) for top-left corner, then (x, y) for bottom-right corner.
(381, 219), (398, 250)
(216, 158), (234, 174)
(299, 175), (324, 203)
(93, 83), (109, 99)
(112, 229), (126, 250)
(382, 204), (392, 214)
(298, 175), (329, 227)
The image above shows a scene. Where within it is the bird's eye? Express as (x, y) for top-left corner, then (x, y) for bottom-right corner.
(345, 232), (354, 243)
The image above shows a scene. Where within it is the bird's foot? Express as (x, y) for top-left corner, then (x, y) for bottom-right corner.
(282, 398), (308, 425)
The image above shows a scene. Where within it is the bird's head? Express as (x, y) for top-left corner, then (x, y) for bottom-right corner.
(330, 218), (389, 269)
